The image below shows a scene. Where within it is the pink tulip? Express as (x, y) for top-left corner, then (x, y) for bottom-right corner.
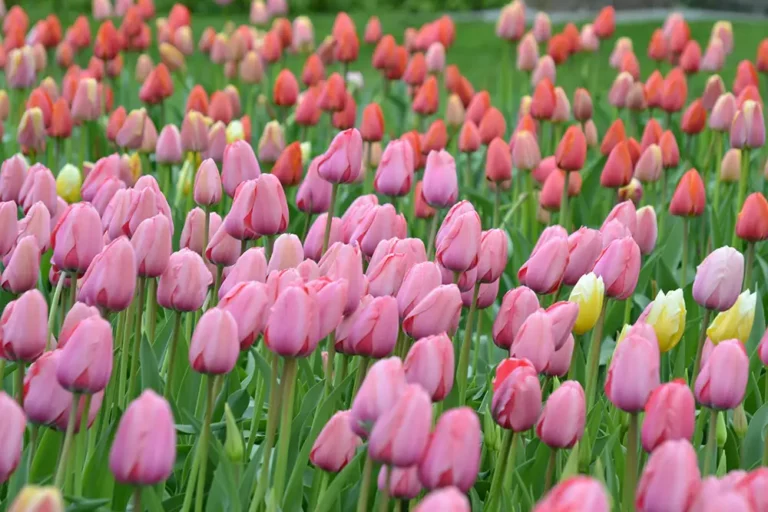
(221, 140), (261, 198)
(264, 284), (320, 357)
(341, 195), (379, 242)
(605, 334), (660, 412)
(131, 215), (172, 278)
(157, 249), (212, 311)
(422, 150), (458, 208)
(219, 248), (267, 299)
(0, 391), (25, 483)
(318, 242), (366, 315)
(297, 157), (332, 214)
(0, 155), (28, 203)
(194, 158), (222, 206)
(79, 237), (137, 311)
(435, 201), (476, 247)
(304, 215), (342, 262)
(544, 333), (575, 377)
(317, 128), (363, 184)
(57, 315), (113, 393)
(335, 295), (398, 357)
(546, 301), (579, 350)
(366, 251), (409, 298)
(369, 384), (432, 466)
(510, 309), (555, 373)
(635, 206), (658, 255)
(534, 477), (610, 512)
(310, 410), (362, 473)
(695, 339), (748, 409)
(349, 204), (406, 257)
(51, 203), (103, 273)
(536, 381), (585, 449)
(493, 286), (540, 349)
(563, 228), (602, 285)
(58, 302), (100, 349)
(693, 247), (744, 311)
(180, 111), (209, 153)
(415, 488), (470, 512)
(418, 407), (481, 492)
(23, 350), (74, 427)
(641, 379), (695, 452)
(496, 1), (525, 41)
(396, 261), (442, 319)
(109, 390), (176, 485)
(92, 177), (125, 217)
(1, 236), (40, 294)
(709, 93), (737, 132)
(0, 290), (47, 362)
(731, 101), (765, 149)
(635, 440), (701, 512)
(350, 357), (407, 437)
(17, 202), (51, 252)
(19, 163), (56, 215)
(425, 42), (445, 73)
(518, 236), (569, 294)
(155, 125), (183, 165)
(436, 209), (481, 273)
(374, 139), (414, 197)
(205, 224), (241, 267)
(404, 333), (455, 402)
(180, 208), (219, 255)
(305, 277), (348, 340)
(592, 237), (641, 300)
(0, 202), (17, 256)
(369, 238), (426, 274)
(491, 357), (542, 431)
(218, 282), (270, 350)
(403, 284), (462, 340)
(476, 230), (508, 283)
(517, 33), (539, 72)
(189, 308), (239, 374)
(378, 466), (422, 500)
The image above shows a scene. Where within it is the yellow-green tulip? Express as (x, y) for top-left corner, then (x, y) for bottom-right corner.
(707, 290), (757, 343)
(56, 163), (82, 203)
(645, 289), (686, 353)
(569, 272), (604, 335)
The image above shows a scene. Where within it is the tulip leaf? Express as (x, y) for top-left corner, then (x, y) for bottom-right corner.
(743, 402), (768, 469)
(313, 449), (365, 512)
(30, 427), (62, 484)
(141, 486), (166, 512)
(560, 443), (580, 482)
(140, 333), (163, 394)
(63, 497), (111, 511)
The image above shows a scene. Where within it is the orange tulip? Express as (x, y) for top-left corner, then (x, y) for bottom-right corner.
(318, 73), (346, 112)
(272, 142), (304, 187)
(733, 60), (759, 97)
(465, 91), (491, 126)
(423, 119), (448, 153)
(332, 12), (356, 42)
(666, 17), (690, 55)
(540, 170), (583, 211)
(547, 34), (569, 65)
(95, 20), (122, 61)
(273, 69), (299, 107)
(364, 16), (382, 45)
(49, 97), (73, 139)
(485, 137), (512, 186)
(107, 106), (127, 142)
(679, 41), (701, 74)
(479, 107), (506, 145)
(681, 99), (707, 135)
(361, 103), (385, 142)
(302, 54), (325, 87)
(556, 125), (587, 171)
(593, 6), (616, 39)
(412, 76), (439, 116)
(757, 39), (768, 73)
(619, 52), (640, 81)
(647, 29), (667, 62)
(736, 192), (768, 242)
(661, 68), (688, 113)
(644, 70), (664, 110)
(186, 85), (209, 116)
(272, 18), (293, 50)
(385, 46), (408, 81)
(334, 28), (360, 64)
(530, 78), (556, 120)
(372, 34), (396, 70)
(402, 131), (422, 169)
(26, 88), (53, 129)
(458, 121), (481, 154)
(139, 64), (173, 105)
(332, 92), (356, 130)
(640, 119), (663, 152)
(209, 92), (233, 125)
(600, 119), (627, 156)
(403, 52), (427, 87)
(600, 140), (633, 188)
(562, 23), (580, 54)
(669, 169), (705, 217)
(627, 138), (641, 167)
(659, 130), (680, 168)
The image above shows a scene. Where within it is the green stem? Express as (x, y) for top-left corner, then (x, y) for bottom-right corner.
(68, 272), (77, 311)
(457, 285), (480, 405)
(623, 413), (639, 512)
(703, 408), (718, 475)
(73, 394), (92, 496)
(425, 212), (440, 260)
(301, 211), (313, 243)
(134, 487), (143, 512)
(493, 187), (501, 227)
(265, 235), (275, 262)
(118, 296), (136, 408)
(733, 147), (751, 248)
(146, 279), (157, 346)
(501, 432), (520, 499)
(249, 352), (282, 512)
(128, 278), (146, 400)
(245, 375), (266, 461)
(487, 430), (513, 511)
(163, 311), (183, 402)
(269, 358), (298, 512)
(379, 466), (391, 512)
(54, 392), (81, 488)
(351, 357), (370, 400)
(211, 266), (223, 308)
(202, 206), (211, 264)
(527, 170), (536, 239)
(355, 453), (374, 512)
(364, 142), (374, 195)
(15, 363), (24, 407)
(585, 302), (608, 411)
(762, 417), (768, 466)
(322, 184), (339, 255)
(560, 172), (570, 230)
(195, 377), (216, 512)
(544, 448), (557, 494)
(680, 217), (689, 288)
(744, 242), (756, 291)
(46, 276), (66, 351)
(323, 334), (336, 398)
(691, 309), (713, 391)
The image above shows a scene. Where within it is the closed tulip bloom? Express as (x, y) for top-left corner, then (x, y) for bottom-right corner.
(645, 289), (686, 353)
(18, 163), (55, 216)
(78, 237), (136, 311)
(349, 357), (407, 436)
(510, 130), (541, 172)
(23, 351), (74, 430)
(0, 155), (28, 203)
(70, 78), (100, 122)
(707, 290), (757, 344)
(180, 111), (209, 153)
(635, 206), (658, 255)
(436, 210), (480, 273)
(641, 379), (695, 452)
(414, 488), (470, 512)
(205, 224), (241, 267)
(396, 261), (442, 319)
(680, 40), (701, 74)
(378, 466), (422, 500)
(518, 236), (569, 295)
(219, 282), (270, 349)
(0, 202), (17, 257)
(317, 128), (363, 184)
(731, 101), (766, 149)
(154, 125), (182, 165)
(531, 78), (556, 120)
(492, 286), (539, 349)
(635, 440), (700, 512)
(6, 47), (36, 89)
(404, 333), (454, 402)
(374, 140), (414, 197)
(418, 407), (480, 492)
(16, 202), (50, 253)
(699, 77), (725, 113)
(516, 33), (539, 72)
(658, 130), (680, 169)
(265, 285), (320, 357)
(403, 284), (462, 339)
(109, 390), (176, 486)
(605, 333), (660, 412)
(349, 204), (406, 258)
(692, 247), (744, 313)
(189, 308), (239, 374)
(509, 309), (554, 372)
(50, 203), (103, 273)
(219, 248), (268, 298)
(358, 103), (385, 143)
(608, 72), (633, 109)
(1, 237), (39, 294)
(669, 169), (706, 217)
(57, 315), (113, 393)
(49, 97), (73, 139)
(257, 121), (285, 165)
(709, 93), (737, 132)
(634, 144), (663, 183)
(736, 193), (768, 241)
(422, 149), (458, 208)
(157, 249), (212, 311)
(562, 228), (602, 285)
(479, 107), (507, 145)
(546, 301), (579, 350)
(719, 148), (742, 182)
(551, 126), (587, 173)
(491, 357), (542, 431)
(600, 119), (626, 157)
(0, 391), (24, 482)
(0, 290), (47, 362)
(193, 158), (222, 206)
(661, 68), (688, 113)
(466, 91), (490, 125)
(681, 100), (707, 136)
(567, 274), (605, 336)
(130, 215), (171, 278)
(534, 477), (610, 512)
(600, 141), (633, 188)
(319, 242), (366, 315)
(474, 229), (508, 284)
(531, 56), (557, 88)
(310, 410), (362, 473)
(115, 108), (147, 150)
(592, 237), (640, 300)
(412, 76), (438, 116)
(303, 215), (340, 262)
(536, 381), (585, 448)
(458, 121), (481, 154)
(221, 140), (260, 198)
(368, 384), (431, 466)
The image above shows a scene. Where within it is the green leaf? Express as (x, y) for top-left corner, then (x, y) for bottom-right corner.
(314, 450), (365, 512)
(560, 444), (580, 482)
(142, 486), (166, 512)
(30, 428), (62, 483)
(141, 333), (163, 394)
(743, 402), (768, 469)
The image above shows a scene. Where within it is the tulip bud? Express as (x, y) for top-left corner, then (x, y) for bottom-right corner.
(403, 284), (462, 340)
(189, 308), (239, 374)
(368, 384), (431, 467)
(404, 333), (454, 402)
(310, 410), (362, 472)
(418, 407), (480, 492)
(693, 246), (744, 311)
(707, 290), (757, 344)
(8, 485), (64, 512)
(374, 139), (414, 197)
(537, 477), (610, 511)
(518, 237), (569, 295)
(600, 141), (633, 188)
(157, 249), (212, 311)
(219, 248), (267, 298)
(491, 358), (542, 431)
(605, 334), (660, 412)
(317, 128), (363, 184)
(78, 237), (137, 311)
(265, 285), (320, 357)
(536, 381), (585, 448)
(695, 339), (748, 410)
(736, 192), (768, 241)
(57, 315), (113, 393)
(645, 289), (687, 353)
(568, 273), (605, 335)
(0, 391), (25, 482)
(731, 100), (765, 149)
(349, 357), (407, 437)
(635, 440), (700, 512)
(592, 237), (641, 300)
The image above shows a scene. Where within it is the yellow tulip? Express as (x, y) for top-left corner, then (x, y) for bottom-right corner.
(300, 141), (312, 166)
(174, 158), (194, 208)
(707, 290), (757, 343)
(569, 272), (604, 335)
(226, 120), (245, 144)
(645, 289), (686, 353)
(9, 485), (64, 511)
(56, 164), (82, 203)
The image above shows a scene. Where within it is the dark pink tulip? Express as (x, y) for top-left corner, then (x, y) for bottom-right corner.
(19, 163), (56, 215)
(265, 285), (320, 357)
(51, 203), (103, 273)
(350, 357), (407, 437)
(317, 128), (363, 184)
(493, 286), (539, 349)
(510, 309), (554, 373)
(223, 180), (259, 241)
(157, 249), (212, 311)
(518, 236), (569, 294)
(190, 308), (239, 374)
(305, 277), (348, 340)
(396, 261), (442, 319)
(57, 314), (113, 393)
(219, 247), (267, 299)
(131, 215), (172, 278)
(635, 440), (700, 512)
(369, 384), (432, 466)
(304, 215), (342, 262)
(318, 242), (366, 316)
(592, 237), (641, 300)
(335, 295), (398, 357)
(544, 333), (574, 377)
(476, 229), (508, 283)
(546, 301), (579, 350)
(422, 149), (458, 208)
(0, 391), (25, 483)
(58, 302), (100, 349)
(1, 236), (39, 294)
(536, 381), (585, 448)
(491, 357), (542, 431)
(310, 410), (362, 473)
(414, 488), (470, 512)
(205, 224), (241, 267)
(219, 282), (270, 350)
(378, 466), (422, 500)
(563, 227), (602, 286)
(341, 195), (378, 243)
(418, 407), (481, 492)
(404, 333), (455, 402)
(194, 158), (222, 206)
(297, 157), (332, 214)
(221, 140), (261, 198)
(605, 334), (660, 412)
(349, 204), (407, 258)
(23, 350), (74, 427)
(17, 201), (50, 252)
(0, 290), (47, 362)
(692, 247), (744, 311)
(403, 284), (462, 339)
(695, 339), (748, 410)
(374, 139), (414, 197)
(0, 155), (28, 203)
(641, 379), (695, 452)
(79, 237), (137, 311)
(109, 390), (176, 485)
(534, 477), (610, 512)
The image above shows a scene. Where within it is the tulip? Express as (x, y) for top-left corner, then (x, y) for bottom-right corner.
(491, 357), (541, 431)
(736, 193), (768, 242)
(601, 119), (626, 157)
(219, 248), (267, 299)
(562, 228), (602, 285)
(635, 440), (701, 512)
(50, 203), (103, 274)
(605, 332), (660, 414)
(310, 410), (362, 473)
(404, 333), (454, 402)
(731, 100), (766, 149)
(536, 381), (585, 449)
(568, 273), (605, 335)
(6, 47), (36, 89)
(0, 391), (25, 482)
(265, 285), (320, 358)
(644, 289), (686, 353)
(491, 286), (539, 349)
(0, 202), (16, 257)
(518, 236), (569, 295)
(221, 140), (260, 198)
(368, 384), (432, 467)
(510, 130), (541, 173)
(634, 206), (658, 255)
(56, 314), (113, 393)
(535, 477), (610, 512)
(318, 242), (366, 316)
(516, 33), (539, 72)
(17, 107), (46, 155)
(474, 229), (508, 284)
(641, 379), (695, 453)
(707, 290), (757, 344)
(414, 488), (469, 511)
(334, 294), (399, 358)
(681, 100), (707, 135)
(188, 308), (239, 375)
(0, 289), (47, 363)
(531, 78), (556, 120)
(348, 204), (406, 258)
(600, 141), (633, 188)
(693, 246), (744, 312)
(555, 126), (587, 172)
(316, 128), (363, 185)
(709, 93), (737, 132)
(157, 249), (212, 312)
(403, 284), (462, 340)
(378, 466), (422, 501)
(1, 236), (39, 294)
(412, 75), (439, 116)
(592, 237), (641, 300)
(78, 237), (136, 311)
(418, 407), (480, 492)
(496, 1), (525, 41)
(546, 301), (579, 351)
(374, 139), (413, 197)
(349, 357), (407, 437)
(436, 209), (481, 273)
(0, 155), (28, 204)
(192, 158), (222, 207)
(17, 202), (50, 252)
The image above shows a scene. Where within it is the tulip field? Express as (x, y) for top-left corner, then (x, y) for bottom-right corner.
(4, 0), (768, 511)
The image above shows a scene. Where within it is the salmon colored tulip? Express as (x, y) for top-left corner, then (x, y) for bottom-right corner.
(669, 169), (706, 217)
(600, 141), (633, 189)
